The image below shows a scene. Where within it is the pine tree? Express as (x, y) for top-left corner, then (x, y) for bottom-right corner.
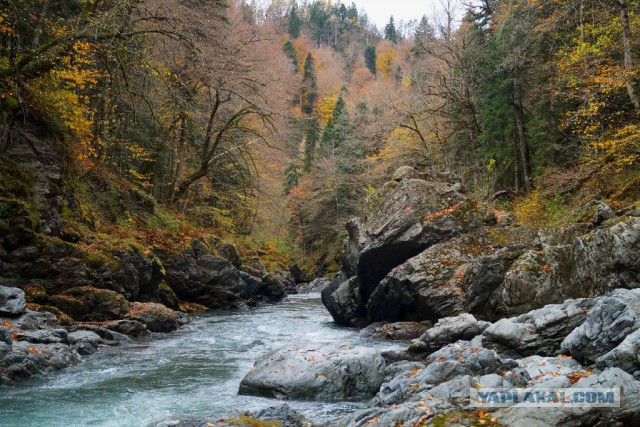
(302, 53), (318, 114)
(384, 16), (397, 43)
(364, 45), (377, 76)
(287, 1), (302, 39)
(283, 40), (299, 71)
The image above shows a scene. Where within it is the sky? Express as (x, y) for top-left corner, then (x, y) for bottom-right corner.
(349, 0), (441, 30)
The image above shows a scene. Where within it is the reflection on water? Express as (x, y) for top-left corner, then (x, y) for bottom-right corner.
(0, 294), (400, 427)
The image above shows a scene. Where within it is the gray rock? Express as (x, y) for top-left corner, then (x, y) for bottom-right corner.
(239, 343), (386, 401)
(1, 342), (81, 384)
(14, 329), (68, 344)
(321, 277), (365, 327)
(561, 289), (640, 364)
(127, 302), (180, 333)
(155, 404), (316, 427)
(376, 341), (512, 407)
(409, 313), (491, 355)
(0, 326), (12, 345)
(0, 285), (26, 317)
(384, 361), (426, 382)
(67, 330), (102, 345)
(596, 328), (640, 378)
(5, 309), (57, 330)
(483, 298), (595, 358)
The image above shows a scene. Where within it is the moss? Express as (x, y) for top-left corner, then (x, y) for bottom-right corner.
(0, 156), (36, 199)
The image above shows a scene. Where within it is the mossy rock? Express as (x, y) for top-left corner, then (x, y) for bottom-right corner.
(49, 286), (130, 321)
(26, 303), (75, 327)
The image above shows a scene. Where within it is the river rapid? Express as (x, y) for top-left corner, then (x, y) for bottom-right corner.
(0, 293), (399, 426)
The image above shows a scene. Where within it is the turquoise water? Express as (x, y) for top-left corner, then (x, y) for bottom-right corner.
(0, 294), (398, 426)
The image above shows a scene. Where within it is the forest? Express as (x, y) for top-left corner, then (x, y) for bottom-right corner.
(2, 0), (639, 271)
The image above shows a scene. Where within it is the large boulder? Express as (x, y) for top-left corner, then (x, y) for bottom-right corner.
(239, 343), (386, 401)
(0, 285), (26, 317)
(561, 288), (640, 364)
(347, 176), (483, 305)
(366, 235), (495, 323)
(48, 286), (130, 321)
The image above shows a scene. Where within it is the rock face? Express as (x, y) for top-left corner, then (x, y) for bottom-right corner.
(491, 217), (640, 316)
(239, 343), (386, 401)
(367, 235), (495, 323)
(0, 285), (26, 317)
(321, 277), (365, 327)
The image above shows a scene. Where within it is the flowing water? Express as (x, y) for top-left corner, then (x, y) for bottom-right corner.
(0, 294), (400, 426)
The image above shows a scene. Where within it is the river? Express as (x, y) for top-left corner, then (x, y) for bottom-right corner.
(0, 293), (399, 426)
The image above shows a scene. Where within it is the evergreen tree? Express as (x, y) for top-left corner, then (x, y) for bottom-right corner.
(302, 53), (318, 114)
(364, 45), (377, 76)
(384, 16), (398, 43)
(321, 95), (348, 153)
(413, 15), (435, 56)
(287, 1), (302, 39)
(303, 116), (320, 171)
(283, 40), (299, 71)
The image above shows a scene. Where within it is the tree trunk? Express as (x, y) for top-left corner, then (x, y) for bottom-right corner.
(32, 0), (51, 48)
(619, 0), (640, 112)
(513, 77), (532, 193)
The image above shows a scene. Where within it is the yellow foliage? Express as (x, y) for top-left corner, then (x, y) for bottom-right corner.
(30, 42), (104, 162)
(317, 94), (338, 124)
(513, 190), (546, 228)
(376, 44), (398, 78)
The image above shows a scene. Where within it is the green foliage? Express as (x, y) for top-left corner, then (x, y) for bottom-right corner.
(287, 1), (302, 38)
(364, 45), (377, 76)
(283, 40), (299, 71)
(384, 16), (398, 43)
(301, 53), (318, 114)
(303, 116), (320, 171)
